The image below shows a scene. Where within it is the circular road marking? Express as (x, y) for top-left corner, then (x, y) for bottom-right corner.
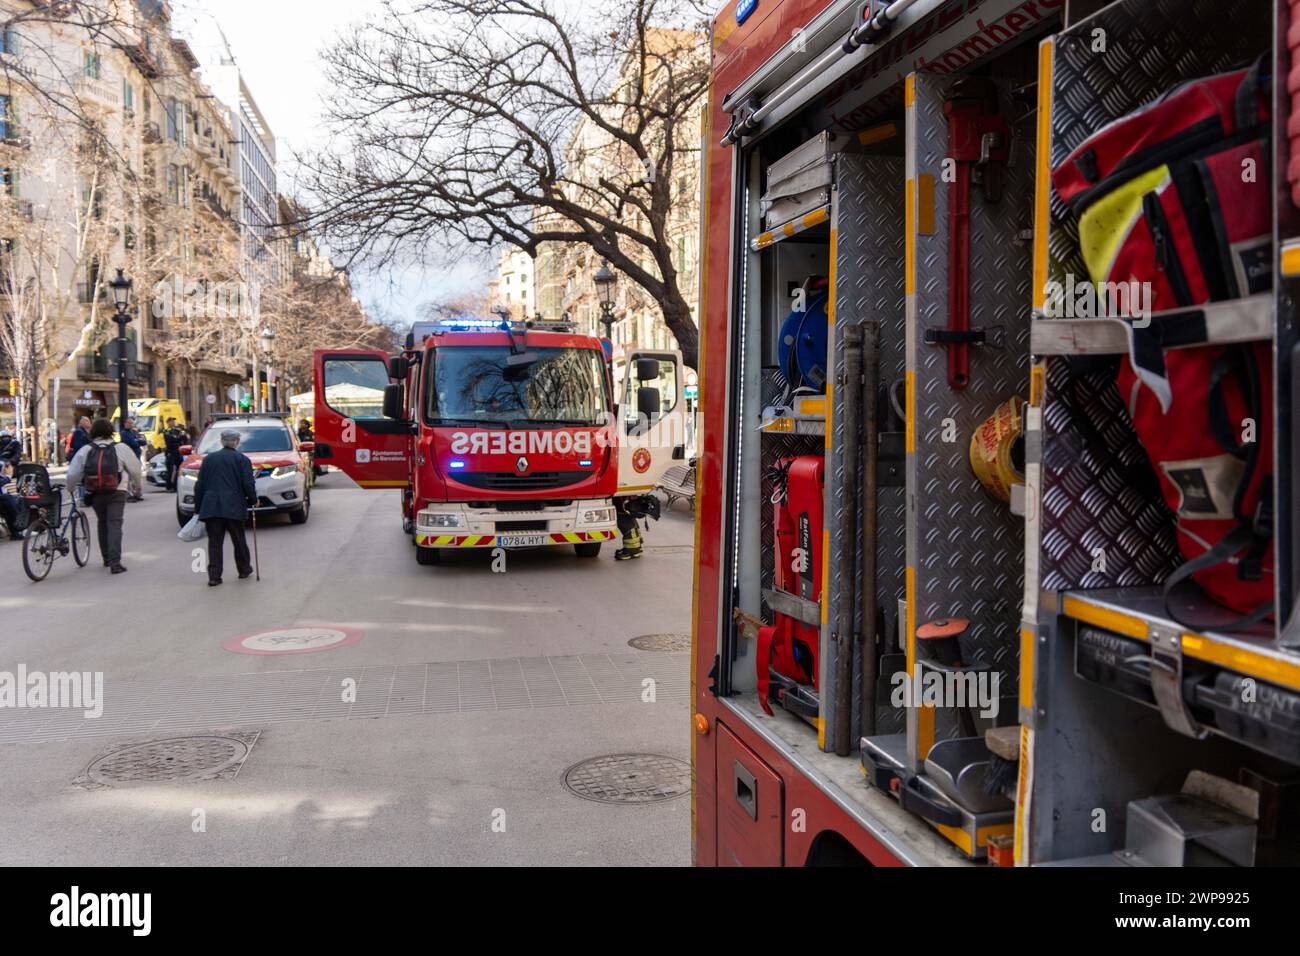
(223, 624), (363, 656)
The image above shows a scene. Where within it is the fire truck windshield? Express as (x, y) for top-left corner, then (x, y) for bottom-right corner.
(426, 345), (609, 426)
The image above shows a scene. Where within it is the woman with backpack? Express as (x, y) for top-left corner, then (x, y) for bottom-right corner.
(65, 419), (142, 574)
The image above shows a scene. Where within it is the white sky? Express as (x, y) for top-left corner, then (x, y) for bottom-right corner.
(174, 0), (491, 327)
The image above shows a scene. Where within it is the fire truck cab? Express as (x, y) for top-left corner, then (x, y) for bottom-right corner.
(314, 318), (652, 563)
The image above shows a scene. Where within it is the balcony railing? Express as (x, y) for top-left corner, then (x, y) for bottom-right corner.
(77, 354), (152, 383)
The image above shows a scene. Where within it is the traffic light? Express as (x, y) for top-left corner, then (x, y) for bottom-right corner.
(7, 378), (15, 395)
(261, 382), (268, 401)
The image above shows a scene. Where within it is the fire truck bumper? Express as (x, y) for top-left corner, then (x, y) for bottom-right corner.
(413, 499), (618, 548)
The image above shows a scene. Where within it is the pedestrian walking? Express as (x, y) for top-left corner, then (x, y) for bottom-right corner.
(119, 417), (146, 502)
(194, 429), (257, 587)
(65, 418), (142, 574)
(42, 420), (59, 466)
(68, 417), (93, 459)
(162, 417), (186, 491)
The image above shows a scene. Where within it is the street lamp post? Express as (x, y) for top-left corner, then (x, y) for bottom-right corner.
(108, 269), (133, 427)
(593, 260), (617, 341)
(258, 327), (275, 412)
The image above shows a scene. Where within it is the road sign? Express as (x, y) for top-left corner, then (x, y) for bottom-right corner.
(205, 394), (217, 406)
(685, 385), (699, 400)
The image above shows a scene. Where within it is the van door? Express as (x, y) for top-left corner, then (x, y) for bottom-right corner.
(313, 349), (410, 488)
(616, 349), (685, 495)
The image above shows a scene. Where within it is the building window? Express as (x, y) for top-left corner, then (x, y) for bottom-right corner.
(122, 81), (134, 113)
(166, 164), (179, 203)
(1, 27), (19, 56)
(84, 50), (101, 79)
(0, 95), (13, 140)
(82, 183), (104, 219)
(166, 98), (179, 140)
(2, 167), (17, 197)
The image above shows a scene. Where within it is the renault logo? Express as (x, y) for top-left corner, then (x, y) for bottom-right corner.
(516, 456), (529, 474)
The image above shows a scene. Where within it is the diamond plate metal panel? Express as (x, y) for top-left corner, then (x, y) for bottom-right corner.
(1035, 0), (1265, 590)
(822, 155), (907, 750)
(908, 75), (1033, 741)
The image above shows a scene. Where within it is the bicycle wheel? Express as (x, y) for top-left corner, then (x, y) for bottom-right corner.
(22, 520), (56, 582)
(71, 510), (91, 567)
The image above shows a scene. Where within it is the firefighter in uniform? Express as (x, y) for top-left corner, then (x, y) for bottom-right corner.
(614, 494), (660, 561)
(162, 418), (187, 492)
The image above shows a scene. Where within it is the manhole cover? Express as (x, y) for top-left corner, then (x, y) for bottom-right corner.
(223, 624), (363, 655)
(629, 633), (691, 652)
(563, 753), (690, 804)
(76, 732), (258, 789)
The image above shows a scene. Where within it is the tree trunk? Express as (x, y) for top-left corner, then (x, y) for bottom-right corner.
(659, 291), (698, 371)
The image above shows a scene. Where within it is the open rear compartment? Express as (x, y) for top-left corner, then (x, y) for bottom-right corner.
(718, 5), (1052, 863)
(1020, 0), (1300, 866)
(720, 85), (937, 856)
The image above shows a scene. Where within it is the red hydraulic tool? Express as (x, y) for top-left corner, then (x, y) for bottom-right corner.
(939, 78), (1010, 389)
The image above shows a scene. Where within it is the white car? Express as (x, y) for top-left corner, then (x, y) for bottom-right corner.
(146, 452), (169, 487)
(175, 417), (313, 526)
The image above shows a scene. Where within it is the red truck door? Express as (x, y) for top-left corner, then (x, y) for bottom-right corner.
(313, 349), (410, 488)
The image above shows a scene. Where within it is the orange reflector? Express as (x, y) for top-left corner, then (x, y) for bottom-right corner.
(694, 714), (710, 736)
(917, 618), (970, 639)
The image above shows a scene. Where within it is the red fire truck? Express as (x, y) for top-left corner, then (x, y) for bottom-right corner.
(693, 0), (1300, 868)
(314, 318), (683, 563)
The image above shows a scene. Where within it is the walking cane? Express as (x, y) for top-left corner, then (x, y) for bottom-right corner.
(251, 507), (260, 581)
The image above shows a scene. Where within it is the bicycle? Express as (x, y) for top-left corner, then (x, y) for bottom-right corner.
(21, 482), (91, 582)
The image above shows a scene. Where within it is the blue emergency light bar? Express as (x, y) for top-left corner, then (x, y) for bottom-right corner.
(436, 318), (507, 329)
(448, 459), (467, 469)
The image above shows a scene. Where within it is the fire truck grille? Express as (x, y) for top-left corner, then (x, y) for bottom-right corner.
(470, 500), (573, 511)
(455, 471), (589, 491)
(495, 520), (548, 533)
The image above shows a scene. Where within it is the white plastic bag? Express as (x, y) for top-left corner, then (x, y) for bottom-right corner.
(177, 514), (206, 542)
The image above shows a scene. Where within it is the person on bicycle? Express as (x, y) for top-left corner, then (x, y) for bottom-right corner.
(66, 418), (141, 574)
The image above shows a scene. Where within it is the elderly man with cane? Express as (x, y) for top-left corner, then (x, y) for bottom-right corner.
(193, 429), (258, 587)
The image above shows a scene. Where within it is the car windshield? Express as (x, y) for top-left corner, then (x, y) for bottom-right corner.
(426, 345), (609, 426)
(196, 425), (293, 454)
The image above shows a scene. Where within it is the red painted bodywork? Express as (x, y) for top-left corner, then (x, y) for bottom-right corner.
(411, 328), (617, 514)
(693, 0), (910, 868)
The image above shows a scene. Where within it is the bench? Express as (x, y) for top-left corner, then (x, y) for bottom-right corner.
(657, 463), (696, 512)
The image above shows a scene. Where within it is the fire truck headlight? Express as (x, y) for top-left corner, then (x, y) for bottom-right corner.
(578, 507), (616, 527)
(418, 511), (465, 530)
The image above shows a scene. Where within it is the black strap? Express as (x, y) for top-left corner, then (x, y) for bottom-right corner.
(1233, 54), (1270, 132)
(1163, 523), (1274, 631)
(1128, 309), (1211, 386)
(1206, 344), (1263, 519)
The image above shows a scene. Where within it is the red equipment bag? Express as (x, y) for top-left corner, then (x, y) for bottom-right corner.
(1117, 327), (1274, 628)
(758, 456), (823, 714)
(1052, 57), (1271, 313)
